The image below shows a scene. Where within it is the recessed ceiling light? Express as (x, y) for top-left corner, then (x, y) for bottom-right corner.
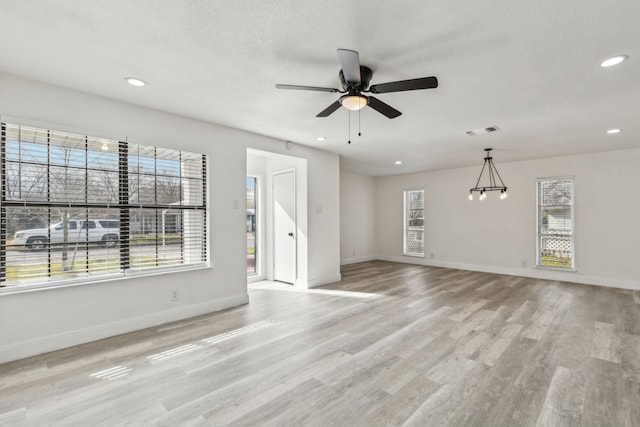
(607, 128), (622, 134)
(600, 55), (628, 67)
(125, 77), (146, 87)
(395, 160), (402, 165)
(316, 137), (326, 141)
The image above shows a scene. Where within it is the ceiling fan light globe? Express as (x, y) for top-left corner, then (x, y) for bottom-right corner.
(340, 95), (368, 111)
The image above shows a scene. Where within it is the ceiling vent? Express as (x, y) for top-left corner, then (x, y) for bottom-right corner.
(466, 125), (500, 136)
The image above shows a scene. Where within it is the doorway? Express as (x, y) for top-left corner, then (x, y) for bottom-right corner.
(247, 148), (307, 286)
(272, 170), (296, 284)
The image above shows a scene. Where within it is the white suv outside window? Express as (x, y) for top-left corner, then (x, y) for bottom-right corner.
(11, 219), (120, 250)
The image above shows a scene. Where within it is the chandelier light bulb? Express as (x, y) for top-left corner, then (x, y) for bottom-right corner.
(469, 193), (473, 201)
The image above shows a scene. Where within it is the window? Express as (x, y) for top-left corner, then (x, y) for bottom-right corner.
(403, 189), (424, 256)
(246, 176), (257, 276)
(0, 123), (207, 289)
(537, 177), (574, 269)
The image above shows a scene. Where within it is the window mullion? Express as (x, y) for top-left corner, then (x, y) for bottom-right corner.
(202, 154), (207, 261)
(0, 123), (6, 284)
(0, 206), (5, 285)
(84, 137), (89, 274)
(119, 141), (130, 271)
(47, 131), (52, 276)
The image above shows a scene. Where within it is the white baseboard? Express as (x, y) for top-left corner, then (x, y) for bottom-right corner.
(340, 255), (377, 266)
(0, 293), (249, 364)
(376, 255), (640, 291)
(248, 275), (266, 283)
(306, 273), (342, 289)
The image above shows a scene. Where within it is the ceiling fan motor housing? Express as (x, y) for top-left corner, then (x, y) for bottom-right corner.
(340, 66), (373, 90)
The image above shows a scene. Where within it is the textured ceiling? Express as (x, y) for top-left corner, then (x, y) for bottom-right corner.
(0, 0), (638, 176)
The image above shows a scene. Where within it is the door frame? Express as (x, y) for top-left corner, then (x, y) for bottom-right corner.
(272, 168), (296, 284)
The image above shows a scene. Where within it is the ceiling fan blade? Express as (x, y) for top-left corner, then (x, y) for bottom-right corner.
(276, 84), (340, 93)
(369, 76), (438, 94)
(368, 96), (402, 119)
(316, 100), (342, 117)
(337, 49), (361, 85)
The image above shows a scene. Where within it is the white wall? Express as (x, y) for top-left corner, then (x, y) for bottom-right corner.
(375, 149), (640, 290)
(0, 72), (341, 363)
(305, 151), (341, 287)
(340, 171), (377, 265)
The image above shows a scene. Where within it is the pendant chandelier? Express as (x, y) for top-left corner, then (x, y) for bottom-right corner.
(469, 148), (508, 200)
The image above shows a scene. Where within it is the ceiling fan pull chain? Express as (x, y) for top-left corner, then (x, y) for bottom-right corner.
(348, 110), (351, 144)
(358, 108), (362, 136)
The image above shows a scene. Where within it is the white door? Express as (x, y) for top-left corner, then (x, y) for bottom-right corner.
(273, 170), (296, 284)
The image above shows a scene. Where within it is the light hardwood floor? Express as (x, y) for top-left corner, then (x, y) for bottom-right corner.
(1, 261), (639, 426)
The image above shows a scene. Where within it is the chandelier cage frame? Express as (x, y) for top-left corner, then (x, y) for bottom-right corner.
(469, 148), (508, 200)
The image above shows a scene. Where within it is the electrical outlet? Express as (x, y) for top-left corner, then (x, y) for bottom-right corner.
(521, 260), (527, 268)
(352, 250), (356, 256)
(171, 290), (180, 301)
(430, 252), (434, 259)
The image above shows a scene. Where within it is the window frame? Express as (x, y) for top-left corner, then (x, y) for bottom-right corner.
(0, 122), (209, 292)
(403, 188), (425, 257)
(536, 176), (575, 271)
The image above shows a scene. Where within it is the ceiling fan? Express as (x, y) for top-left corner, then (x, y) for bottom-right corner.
(276, 49), (438, 119)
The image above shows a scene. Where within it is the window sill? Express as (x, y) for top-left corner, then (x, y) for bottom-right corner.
(0, 263), (211, 296)
(535, 265), (576, 273)
(403, 253), (425, 258)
